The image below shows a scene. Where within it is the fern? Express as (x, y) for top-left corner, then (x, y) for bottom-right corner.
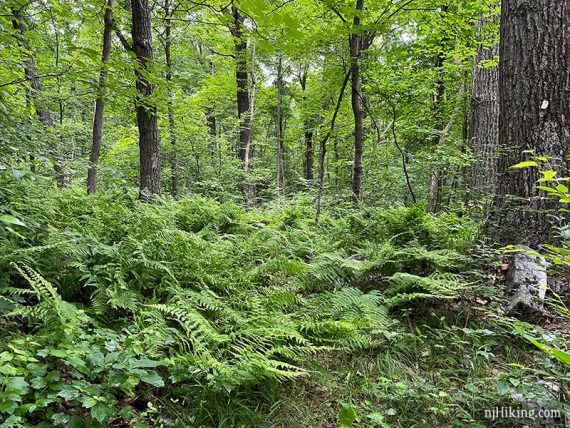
(384, 272), (470, 307)
(6, 263), (87, 334)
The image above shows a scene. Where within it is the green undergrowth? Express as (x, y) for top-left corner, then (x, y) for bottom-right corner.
(0, 178), (568, 427)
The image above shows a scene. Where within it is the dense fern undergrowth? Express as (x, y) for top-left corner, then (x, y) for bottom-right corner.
(1, 177), (568, 427)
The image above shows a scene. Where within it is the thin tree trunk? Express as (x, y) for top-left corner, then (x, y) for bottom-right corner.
(316, 70), (351, 224)
(299, 67), (314, 184)
(88, 0), (115, 195)
(11, 7), (54, 128)
(468, 14), (499, 200)
(163, 0), (178, 198)
(51, 13), (70, 188)
(350, 0), (365, 203)
(131, 0), (161, 201)
(428, 5), (449, 213)
(245, 42), (257, 205)
(206, 60), (217, 138)
(276, 53), (285, 193)
(491, 0), (570, 246)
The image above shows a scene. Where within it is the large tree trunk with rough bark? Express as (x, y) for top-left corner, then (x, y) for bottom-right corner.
(350, 0), (365, 203)
(131, 0), (161, 201)
(468, 15), (499, 200)
(88, 0), (115, 195)
(491, 0), (570, 246)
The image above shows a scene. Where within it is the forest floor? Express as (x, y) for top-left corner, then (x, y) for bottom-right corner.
(0, 180), (569, 427)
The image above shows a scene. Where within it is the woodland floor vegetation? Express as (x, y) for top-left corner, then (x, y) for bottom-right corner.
(0, 177), (569, 427)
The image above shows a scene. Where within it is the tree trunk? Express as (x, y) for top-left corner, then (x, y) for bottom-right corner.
(230, 6), (252, 168)
(88, 0), (115, 195)
(492, 0), (570, 246)
(305, 130), (314, 183)
(244, 42), (257, 205)
(11, 7), (54, 128)
(206, 60), (217, 138)
(316, 70), (352, 224)
(468, 15), (499, 200)
(163, 0), (178, 198)
(350, 0), (365, 203)
(428, 5), (449, 213)
(131, 0), (161, 201)
(299, 66), (314, 184)
(276, 53), (285, 193)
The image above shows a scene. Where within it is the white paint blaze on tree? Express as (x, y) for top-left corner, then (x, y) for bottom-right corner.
(492, 0), (570, 245)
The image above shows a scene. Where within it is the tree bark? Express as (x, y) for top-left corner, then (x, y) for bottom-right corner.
(468, 15), (499, 200)
(229, 6), (252, 168)
(88, 0), (115, 195)
(131, 0), (161, 201)
(163, 0), (178, 198)
(350, 0), (365, 203)
(428, 5), (449, 213)
(492, 0), (570, 246)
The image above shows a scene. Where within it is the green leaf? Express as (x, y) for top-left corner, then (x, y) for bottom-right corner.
(536, 186), (558, 193)
(5, 376), (29, 395)
(30, 377), (46, 389)
(510, 161), (538, 169)
(0, 215), (26, 227)
(339, 402), (357, 427)
(80, 396), (98, 408)
(132, 357), (162, 368)
(58, 385), (80, 401)
(496, 380), (510, 395)
(91, 403), (112, 423)
(139, 371), (164, 387)
(538, 170), (557, 182)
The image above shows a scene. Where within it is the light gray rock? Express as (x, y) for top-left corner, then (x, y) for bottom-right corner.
(506, 246), (548, 319)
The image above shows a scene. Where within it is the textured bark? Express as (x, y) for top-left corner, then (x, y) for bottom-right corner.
(427, 5), (449, 213)
(131, 0), (161, 201)
(350, 0), (365, 203)
(468, 15), (499, 199)
(229, 6), (252, 168)
(163, 0), (178, 198)
(88, 0), (115, 195)
(492, 0), (570, 245)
